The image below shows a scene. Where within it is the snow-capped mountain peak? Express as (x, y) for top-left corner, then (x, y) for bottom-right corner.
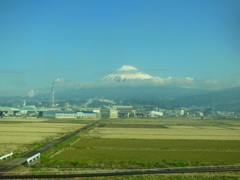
(102, 65), (153, 81)
(117, 65), (138, 72)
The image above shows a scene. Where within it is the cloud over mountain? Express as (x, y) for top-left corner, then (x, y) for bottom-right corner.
(59, 65), (227, 91)
(102, 65), (197, 88)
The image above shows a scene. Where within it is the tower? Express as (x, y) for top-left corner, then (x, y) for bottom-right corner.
(50, 82), (55, 108)
(50, 78), (62, 108)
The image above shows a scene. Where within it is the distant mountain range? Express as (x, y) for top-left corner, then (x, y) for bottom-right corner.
(0, 85), (239, 112)
(0, 65), (239, 112)
(54, 86), (207, 100)
(168, 86), (240, 112)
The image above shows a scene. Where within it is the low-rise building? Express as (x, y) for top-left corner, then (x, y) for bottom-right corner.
(135, 112), (150, 117)
(43, 110), (76, 119)
(77, 110), (99, 119)
(101, 108), (118, 118)
(164, 109), (184, 117)
(113, 105), (135, 118)
(149, 111), (163, 117)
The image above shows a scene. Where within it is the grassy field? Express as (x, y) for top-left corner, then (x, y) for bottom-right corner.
(37, 118), (240, 169)
(0, 118), (89, 155)
(5, 117), (240, 179)
(48, 138), (240, 168)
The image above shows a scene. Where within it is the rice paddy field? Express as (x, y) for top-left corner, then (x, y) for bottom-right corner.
(0, 118), (89, 155)
(39, 118), (240, 169)
(4, 117), (240, 179)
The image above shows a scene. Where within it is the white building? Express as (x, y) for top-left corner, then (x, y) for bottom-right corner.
(77, 110), (99, 119)
(43, 110), (76, 119)
(149, 111), (163, 117)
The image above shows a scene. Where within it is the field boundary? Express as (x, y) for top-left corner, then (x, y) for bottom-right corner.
(1, 165), (240, 179)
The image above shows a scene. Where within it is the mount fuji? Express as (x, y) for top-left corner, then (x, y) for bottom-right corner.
(101, 65), (197, 88)
(102, 65), (153, 82)
(52, 65), (208, 101)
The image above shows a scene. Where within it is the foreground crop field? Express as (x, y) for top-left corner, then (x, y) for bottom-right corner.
(0, 118), (89, 155)
(87, 118), (240, 140)
(7, 117), (240, 179)
(87, 126), (240, 140)
(40, 118), (240, 169)
(51, 138), (240, 168)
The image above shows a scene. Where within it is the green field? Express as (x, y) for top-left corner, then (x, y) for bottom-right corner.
(40, 118), (240, 169)
(6, 117), (240, 179)
(50, 138), (240, 168)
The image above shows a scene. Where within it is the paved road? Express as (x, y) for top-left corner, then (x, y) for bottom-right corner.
(0, 120), (101, 176)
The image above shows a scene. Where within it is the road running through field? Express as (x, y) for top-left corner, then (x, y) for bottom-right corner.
(0, 120), (101, 176)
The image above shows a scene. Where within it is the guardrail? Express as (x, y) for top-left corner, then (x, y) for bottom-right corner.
(0, 152), (13, 161)
(26, 153), (40, 165)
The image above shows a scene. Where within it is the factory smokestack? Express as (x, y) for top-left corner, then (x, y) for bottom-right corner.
(50, 82), (55, 108)
(50, 78), (63, 108)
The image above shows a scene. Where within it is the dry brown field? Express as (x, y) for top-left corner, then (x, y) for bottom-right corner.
(0, 118), (88, 155)
(87, 126), (240, 140)
(86, 118), (240, 140)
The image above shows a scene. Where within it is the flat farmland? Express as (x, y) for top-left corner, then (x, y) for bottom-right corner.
(42, 118), (240, 170)
(0, 118), (88, 155)
(86, 118), (240, 140)
(51, 139), (240, 168)
(87, 126), (240, 140)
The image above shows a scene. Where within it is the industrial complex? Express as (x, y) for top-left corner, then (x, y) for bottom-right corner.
(0, 79), (239, 120)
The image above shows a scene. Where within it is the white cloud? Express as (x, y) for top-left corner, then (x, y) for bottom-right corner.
(27, 90), (35, 97)
(101, 65), (199, 88)
(53, 78), (64, 84)
(59, 65), (235, 90)
(150, 76), (196, 88)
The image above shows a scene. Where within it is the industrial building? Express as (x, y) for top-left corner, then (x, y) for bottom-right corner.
(135, 112), (150, 117)
(164, 109), (184, 117)
(101, 108), (118, 118)
(76, 110), (99, 119)
(42, 110), (76, 119)
(0, 106), (37, 117)
(113, 106), (135, 118)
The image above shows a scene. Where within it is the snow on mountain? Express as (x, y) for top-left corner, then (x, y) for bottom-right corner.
(102, 65), (153, 81)
(117, 65), (138, 72)
(100, 65), (218, 89)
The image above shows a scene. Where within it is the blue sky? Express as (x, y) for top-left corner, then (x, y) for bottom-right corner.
(0, 0), (240, 96)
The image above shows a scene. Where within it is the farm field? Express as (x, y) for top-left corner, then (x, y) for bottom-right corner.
(87, 126), (240, 140)
(86, 118), (240, 140)
(49, 138), (240, 168)
(5, 117), (240, 179)
(0, 118), (89, 155)
(38, 118), (240, 170)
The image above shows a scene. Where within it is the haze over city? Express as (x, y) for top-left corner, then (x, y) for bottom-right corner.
(0, 0), (240, 96)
